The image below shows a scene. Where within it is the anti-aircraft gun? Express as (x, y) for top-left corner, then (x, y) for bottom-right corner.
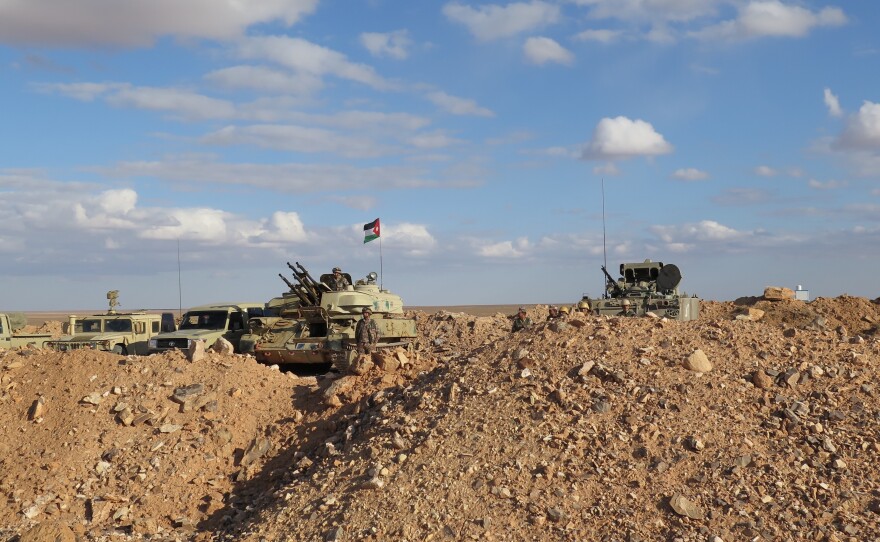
(584, 259), (700, 321)
(242, 262), (418, 370)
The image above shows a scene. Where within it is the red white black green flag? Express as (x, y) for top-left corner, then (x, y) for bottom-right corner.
(363, 218), (380, 244)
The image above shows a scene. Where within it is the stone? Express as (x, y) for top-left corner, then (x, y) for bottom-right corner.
(376, 354), (400, 373)
(159, 424), (182, 433)
(172, 383), (205, 403)
(19, 521), (76, 542)
(669, 494), (704, 520)
(517, 357), (535, 369)
(116, 408), (135, 426)
(763, 286), (794, 300)
(394, 349), (410, 365)
(350, 356), (374, 375)
(748, 308), (765, 321)
(241, 437), (271, 466)
(210, 337), (234, 355)
(752, 371), (773, 389)
(28, 397), (46, 420)
(546, 507), (565, 522)
(80, 392), (103, 405)
(186, 339), (205, 362)
(683, 349), (712, 373)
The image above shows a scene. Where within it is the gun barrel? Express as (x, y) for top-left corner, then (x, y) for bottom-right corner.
(601, 266), (623, 297)
(278, 273), (295, 291)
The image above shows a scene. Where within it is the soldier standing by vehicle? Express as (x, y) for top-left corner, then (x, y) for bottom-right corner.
(512, 307), (532, 332)
(330, 267), (351, 291)
(355, 307), (380, 354)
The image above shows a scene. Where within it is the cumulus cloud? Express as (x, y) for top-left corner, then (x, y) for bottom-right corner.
(691, 1), (847, 41)
(671, 168), (709, 181)
(443, 1), (560, 41)
(823, 88), (842, 117)
(523, 37), (574, 65)
(360, 30), (412, 59)
(479, 237), (531, 258)
(571, 0), (722, 23)
(238, 36), (392, 90)
(573, 29), (623, 43)
(426, 91), (494, 117)
(205, 66), (324, 96)
(581, 116), (673, 160)
(0, 0), (318, 47)
(834, 101), (880, 150)
(649, 220), (750, 252)
(754, 165), (778, 177)
(382, 223), (437, 257)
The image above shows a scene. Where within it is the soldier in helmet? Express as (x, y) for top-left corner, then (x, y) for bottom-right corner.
(620, 299), (636, 317)
(547, 306), (560, 321)
(558, 306), (571, 319)
(577, 299), (591, 313)
(330, 267), (351, 291)
(512, 307), (532, 332)
(355, 307), (380, 355)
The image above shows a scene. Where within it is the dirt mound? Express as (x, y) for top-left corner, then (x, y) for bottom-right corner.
(3, 297), (880, 541)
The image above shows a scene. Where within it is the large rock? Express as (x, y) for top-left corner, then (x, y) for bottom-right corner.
(683, 349), (713, 373)
(211, 337), (234, 355)
(19, 521), (77, 542)
(186, 339), (205, 362)
(764, 286), (794, 301)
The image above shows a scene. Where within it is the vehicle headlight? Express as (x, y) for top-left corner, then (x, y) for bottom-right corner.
(148, 339), (157, 349)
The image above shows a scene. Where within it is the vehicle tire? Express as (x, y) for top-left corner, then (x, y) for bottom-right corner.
(112, 344), (127, 355)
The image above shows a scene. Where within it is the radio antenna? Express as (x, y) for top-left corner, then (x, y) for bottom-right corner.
(601, 177), (608, 271)
(177, 238), (183, 319)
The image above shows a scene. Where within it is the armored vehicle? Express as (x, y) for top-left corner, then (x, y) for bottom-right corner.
(148, 302), (267, 354)
(243, 262), (417, 369)
(46, 291), (168, 355)
(583, 260), (700, 321)
(0, 312), (52, 349)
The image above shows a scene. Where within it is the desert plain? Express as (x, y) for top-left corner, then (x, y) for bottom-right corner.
(2, 295), (880, 541)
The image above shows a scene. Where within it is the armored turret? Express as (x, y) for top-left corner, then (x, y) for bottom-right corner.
(585, 259), (700, 321)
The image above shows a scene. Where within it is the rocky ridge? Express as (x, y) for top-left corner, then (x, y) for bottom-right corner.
(2, 297), (879, 541)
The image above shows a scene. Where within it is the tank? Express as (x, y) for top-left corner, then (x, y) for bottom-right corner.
(243, 262), (418, 369)
(583, 259), (700, 321)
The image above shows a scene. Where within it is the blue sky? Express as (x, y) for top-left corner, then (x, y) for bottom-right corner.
(1, 0), (878, 311)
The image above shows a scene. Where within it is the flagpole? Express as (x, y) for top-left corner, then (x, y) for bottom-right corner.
(379, 235), (384, 290)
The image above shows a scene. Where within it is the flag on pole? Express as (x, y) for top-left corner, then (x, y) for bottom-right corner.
(363, 218), (380, 244)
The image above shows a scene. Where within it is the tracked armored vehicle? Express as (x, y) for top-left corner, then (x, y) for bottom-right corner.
(243, 262), (417, 369)
(583, 260), (699, 321)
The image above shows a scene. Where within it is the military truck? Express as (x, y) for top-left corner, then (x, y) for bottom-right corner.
(0, 312), (52, 349)
(148, 302), (267, 354)
(583, 259), (700, 321)
(45, 291), (169, 355)
(243, 262), (417, 369)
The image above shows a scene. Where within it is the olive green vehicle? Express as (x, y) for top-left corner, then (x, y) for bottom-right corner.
(46, 291), (170, 355)
(241, 262), (417, 369)
(582, 260), (700, 321)
(147, 302), (267, 354)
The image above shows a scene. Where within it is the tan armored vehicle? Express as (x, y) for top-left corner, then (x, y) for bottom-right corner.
(242, 262), (417, 369)
(584, 260), (700, 321)
(46, 291), (168, 355)
(148, 302), (267, 354)
(0, 312), (52, 349)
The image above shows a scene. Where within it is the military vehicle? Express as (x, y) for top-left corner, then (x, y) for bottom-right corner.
(148, 302), (267, 354)
(0, 312), (52, 349)
(46, 291), (168, 355)
(582, 260), (700, 321)
(242, 262), (417, 369)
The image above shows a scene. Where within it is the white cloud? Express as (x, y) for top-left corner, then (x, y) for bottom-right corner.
(426, 91), (494, 117)
(573, 29), (623, 43)
(360, 30), (412, 59)
(107, 86), (236, 120)
(252, 211), (307, 243)
(671, 168), (709, 181)
(33, 82), (127, 101)
(205, 65), (324, 96)
(581, 116), (674, 160)
(202, 124), (395, 158)
(593, 162), (620, 176)
(382, 223), (437, 257)
(823, 88), (842, 117)
(571, 0), (722, 23)
(479, 237), (531, 258)
(443, 1), (560, 41)
(0, 0), (318, 47)
(692, 1), (847, 41)
(523, 37), (574, 65)
(835, 101), (880, 150)
(754, 165), (777, 177)
(650, 220), (749, 253)
(408, 132), (463, 149)
(97, 189), (138, 215)
(807, 178), (846, 190)
(238, 36), (392, 90)
(329, 195), (378, 211)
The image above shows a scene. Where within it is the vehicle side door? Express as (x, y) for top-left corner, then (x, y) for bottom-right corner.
(0, 315), (11, 348)
(224, 310), (246, 350)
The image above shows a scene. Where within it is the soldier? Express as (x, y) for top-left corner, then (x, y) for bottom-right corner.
(355, 307), (380, 354)
(620, 299), (636, 317)
(577, 300), (591, 313)
(558, 306), (571, 319)
(330, 267), (351, 291)
(547, 306), (560, 321)
(512, 307), (532, 332)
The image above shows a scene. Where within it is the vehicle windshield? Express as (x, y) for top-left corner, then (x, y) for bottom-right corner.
(77, 319), (103, 333)
(179, 310), (228, 330)
(104, 318), (133, 333)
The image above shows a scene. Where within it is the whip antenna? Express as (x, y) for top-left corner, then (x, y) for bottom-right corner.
(601, 177), (607, 272)
(177, 238), (182, 319)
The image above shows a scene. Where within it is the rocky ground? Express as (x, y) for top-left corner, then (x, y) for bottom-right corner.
(2, 296), (880, 541)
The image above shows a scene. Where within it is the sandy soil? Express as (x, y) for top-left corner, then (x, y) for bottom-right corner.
(2, 296), (880, 541)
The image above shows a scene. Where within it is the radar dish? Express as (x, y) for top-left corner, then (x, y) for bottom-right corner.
(656, 264), (682, 291)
